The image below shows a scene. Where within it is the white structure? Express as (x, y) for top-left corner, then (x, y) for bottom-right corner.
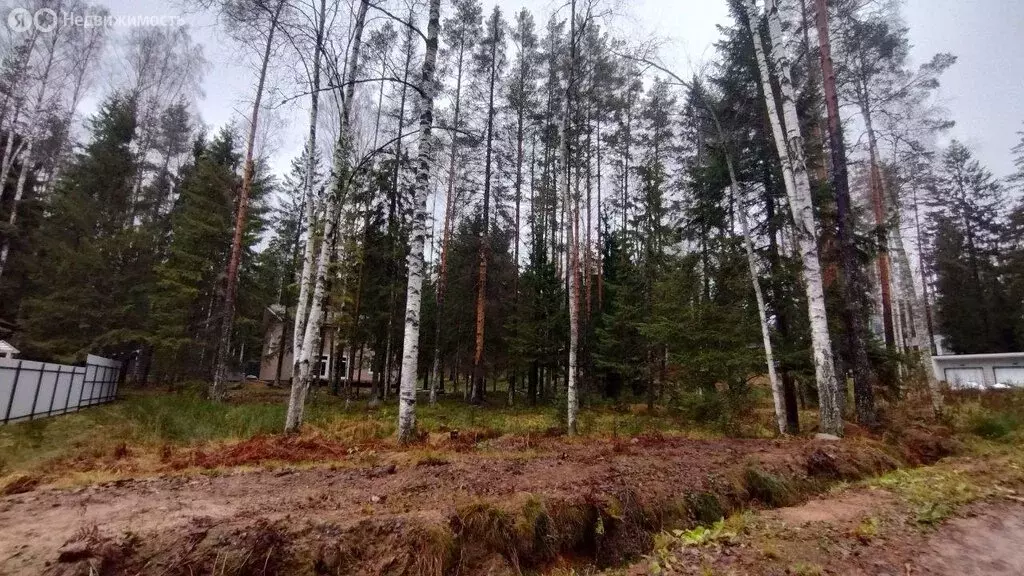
(932, 353), (1024, 389)
(0, 340), (18, 359)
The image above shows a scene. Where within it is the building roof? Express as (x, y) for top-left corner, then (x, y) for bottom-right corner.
(933, 352), (1024, 362)
(0, 340), (19, 354)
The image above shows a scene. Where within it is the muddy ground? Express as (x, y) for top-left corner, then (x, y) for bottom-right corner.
(628, 487), (1024, 575)
(0, 430), (983, 575)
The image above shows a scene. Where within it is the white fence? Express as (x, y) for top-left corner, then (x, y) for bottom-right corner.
(0, 354), (122, 424)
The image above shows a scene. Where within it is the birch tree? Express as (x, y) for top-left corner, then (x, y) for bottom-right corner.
(397, 0), (442, 444)
(290, 0), (330, 386)
(618, 50), (789, 434)
(0, 6), (65, 279)
(562, 0), (581, 435)
(698, 79), (786, 436)
(40, 6), (108, 200)
(743, 0), (843, 436)
(285, 0), (370, 432)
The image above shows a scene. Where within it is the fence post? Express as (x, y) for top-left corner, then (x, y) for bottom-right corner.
(63, 367), (75, 414)
(103, 365), (111, 403)
(28, 364), (45, 421)
(74, 364), (86, 412)
(47, 365), (61, 416)
(3, 360), (23, 424)
(111, 364), (120, 402)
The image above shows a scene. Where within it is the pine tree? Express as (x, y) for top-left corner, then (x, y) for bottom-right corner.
(469, 6), (507, 404)
(503, 7), (540, 406)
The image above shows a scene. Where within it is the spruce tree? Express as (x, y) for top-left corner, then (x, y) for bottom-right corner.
(21, 94), (152, 361)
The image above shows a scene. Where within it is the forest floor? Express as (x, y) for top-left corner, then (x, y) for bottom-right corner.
(0, 384), (1021, 575)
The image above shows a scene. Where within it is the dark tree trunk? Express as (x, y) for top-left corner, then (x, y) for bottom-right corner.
(816, 0), (877, 426)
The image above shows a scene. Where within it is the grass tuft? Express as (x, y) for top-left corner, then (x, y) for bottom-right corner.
(743, 467), (796, 507)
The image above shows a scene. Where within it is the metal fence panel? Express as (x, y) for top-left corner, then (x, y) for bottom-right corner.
(0, 355), (121, 424)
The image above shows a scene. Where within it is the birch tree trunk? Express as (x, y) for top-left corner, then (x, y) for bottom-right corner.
(734, 179), (786, 435)
(889, 194), (943, 412)
(0, 29), (38, 138)
(380, 11), (418, 406)
(714, 121), (786, 435)
(211, 0), (286, 401)
(285, 0), (370, 432)
(746, 0), (843, 436)
(292, 0), (328, 372)
(0, 138), (34, 278)
(397, 0), (442, 444)
(562, 0), (580, 436)
(0, 122), (23, 207)
(1, 22), (68, 278)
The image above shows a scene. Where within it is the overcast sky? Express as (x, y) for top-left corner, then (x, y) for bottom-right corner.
(80, 0), (1024, 179)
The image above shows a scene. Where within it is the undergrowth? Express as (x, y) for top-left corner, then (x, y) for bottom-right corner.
(0, 385), (730, 480)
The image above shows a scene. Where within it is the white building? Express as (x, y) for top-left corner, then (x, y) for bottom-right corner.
(932, 352), (1024, 389)
(0, 340), (18, 359)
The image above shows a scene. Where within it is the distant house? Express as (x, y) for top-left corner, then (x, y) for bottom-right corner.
(259, 304), (374, 384)
(932, 352), (1024, 389)
(0, 340), (18, 359)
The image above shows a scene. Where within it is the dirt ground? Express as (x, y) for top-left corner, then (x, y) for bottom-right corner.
(0, 429), (993, 576)
(620, 462), (1024, 576)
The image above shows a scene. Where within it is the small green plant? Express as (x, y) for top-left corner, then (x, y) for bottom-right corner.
(854, 516), (879, 542)
(673, 519), (737, 546)
(914, 501), (952, 526)
(968, 412), (1020, 440)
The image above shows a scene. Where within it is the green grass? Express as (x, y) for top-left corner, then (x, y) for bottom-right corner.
(0, 391), (285, 475)
(0, 385), (720, 478)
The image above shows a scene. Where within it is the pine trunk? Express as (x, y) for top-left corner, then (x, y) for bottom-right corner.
(429, 37), (468, 406)
(212, 0), (285, 401)
(814, 0), (878, 427)
(471, 15), (500, 405)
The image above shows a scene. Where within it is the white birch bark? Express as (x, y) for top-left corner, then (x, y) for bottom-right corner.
(291, 0), (328, 369)
(0, 139), (34, 277)
(727, 160), (786, 435)
(563, 0), (580, 436)
(0, 25), (61, 280)
(285, 0), (369, 433)
(0, 110), (24, 207)
(746, 0), (843, 435)
(42, 23), (105, 204)
(397, 0), (442, 443)
(890, 211), (942, 411)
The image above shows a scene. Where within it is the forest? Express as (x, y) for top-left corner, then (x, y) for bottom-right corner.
(0, 0), (1023, 442)
(4, 0), (1024, 573)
